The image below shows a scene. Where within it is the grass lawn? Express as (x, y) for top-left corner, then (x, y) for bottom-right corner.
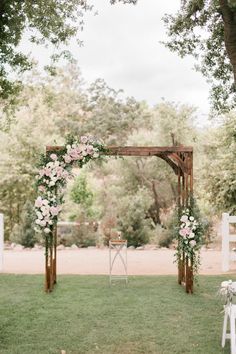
(0, 274), (232, 354)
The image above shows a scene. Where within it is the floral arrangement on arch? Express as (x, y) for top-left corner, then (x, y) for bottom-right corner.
(34, 135), (106, 235)
(177, 204), (203, 275)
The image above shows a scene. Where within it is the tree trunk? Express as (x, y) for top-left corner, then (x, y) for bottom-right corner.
(151, 181), (161, 225)
(220, 0), (236, 85)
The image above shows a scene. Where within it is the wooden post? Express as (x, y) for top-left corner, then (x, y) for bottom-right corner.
(45, 237), (50, 292)
(53, 225), (57, 284)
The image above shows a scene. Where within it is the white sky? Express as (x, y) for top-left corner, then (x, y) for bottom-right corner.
(20, 0), (211, 125)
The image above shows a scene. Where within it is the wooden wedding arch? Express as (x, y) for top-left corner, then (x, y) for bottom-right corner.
(45, 145), (193, 293)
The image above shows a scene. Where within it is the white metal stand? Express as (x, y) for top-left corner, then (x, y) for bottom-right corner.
(109, 239), (128, 284)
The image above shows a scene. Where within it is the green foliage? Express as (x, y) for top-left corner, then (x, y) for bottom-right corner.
(117, 188), (153, 247)
(10, 200), (38, 247)
(163, 0), (236, 113)
(203, 113), (236, 213)
(158, 209), (179, 248)
(58, 224), (97, 247)
(70, 175), (93, 208)
(0, 0), (92, 101)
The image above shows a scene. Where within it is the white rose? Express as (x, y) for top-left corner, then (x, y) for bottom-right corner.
(36, 211), (43, 220)
(190, 240), (196, 247)
(44, 228), (51, 234)
(190, 216), (194, 221)
(180, 215), (188, 223)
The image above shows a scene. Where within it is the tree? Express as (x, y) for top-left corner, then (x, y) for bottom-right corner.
(0, 0), (138, 104)
(0, 0), (94, 101)
(10, 200), (38, 247)
(202, 112), (236, 213)
(163, 0), (236, 113)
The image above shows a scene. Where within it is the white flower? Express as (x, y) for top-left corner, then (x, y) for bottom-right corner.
(190, 216), (194, 221)
(50, 154), (57, 161)
(40, 220), (47, 227)
(189, 232), (195, 238)
(180, 215), (188, 223)
(190, 240), (196, 247)
(36, 211), (43, 220)
(44, 228), (51, 234)
(35, 219), (41, 225)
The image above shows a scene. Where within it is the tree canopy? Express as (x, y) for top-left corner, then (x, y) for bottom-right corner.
(163, 0), (236, 113)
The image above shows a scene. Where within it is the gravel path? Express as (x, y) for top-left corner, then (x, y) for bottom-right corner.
(1, 248), (233, 275)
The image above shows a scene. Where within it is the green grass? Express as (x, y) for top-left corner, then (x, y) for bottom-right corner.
(0, 275), (231, 354)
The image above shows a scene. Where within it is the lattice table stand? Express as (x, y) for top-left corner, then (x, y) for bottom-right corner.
(109, 239), (128, 285)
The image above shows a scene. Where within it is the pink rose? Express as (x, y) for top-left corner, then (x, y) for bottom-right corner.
(35, 197), (43, 208)
(44, 167), (51, 177)
(38, 185), (46, 192)
(50, 205), (62, 216)
(179, 227), (191, 237)
(56, 166), (64, 178)
(86, 145), (94, 155)
(50, 154), (57, 161)
(64, 155), (72, 164)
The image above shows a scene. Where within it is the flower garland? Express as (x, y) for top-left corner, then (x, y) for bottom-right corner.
(176, 206), (203, 275)
(34, 135), (106, 236)
(219, 280), (236, 305)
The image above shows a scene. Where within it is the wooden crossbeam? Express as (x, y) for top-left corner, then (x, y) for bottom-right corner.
(46, 145), (193, 154)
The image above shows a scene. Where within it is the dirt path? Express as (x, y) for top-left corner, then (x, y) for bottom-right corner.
(2, 248), (234, 275)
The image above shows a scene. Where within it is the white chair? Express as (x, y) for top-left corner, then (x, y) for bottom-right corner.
(222, 304), (236, 354)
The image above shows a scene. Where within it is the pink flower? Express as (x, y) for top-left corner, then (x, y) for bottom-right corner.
(179, 227), (191, 237)
(35, 197), (43, 208)
(80, 136), (88, 144)
(56, 166), (64, 178)
(44, 167), (51, 177)
(50, 205), (62, 216)
(62, 170), (69, 179)
(50, 154), (57, 161)
(39, 169), (45, 178)
(70, 149), (80, 160)
(86, 145), (94, 155)
(64, 155), (72, 164)
(38, 185), (46, 192)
